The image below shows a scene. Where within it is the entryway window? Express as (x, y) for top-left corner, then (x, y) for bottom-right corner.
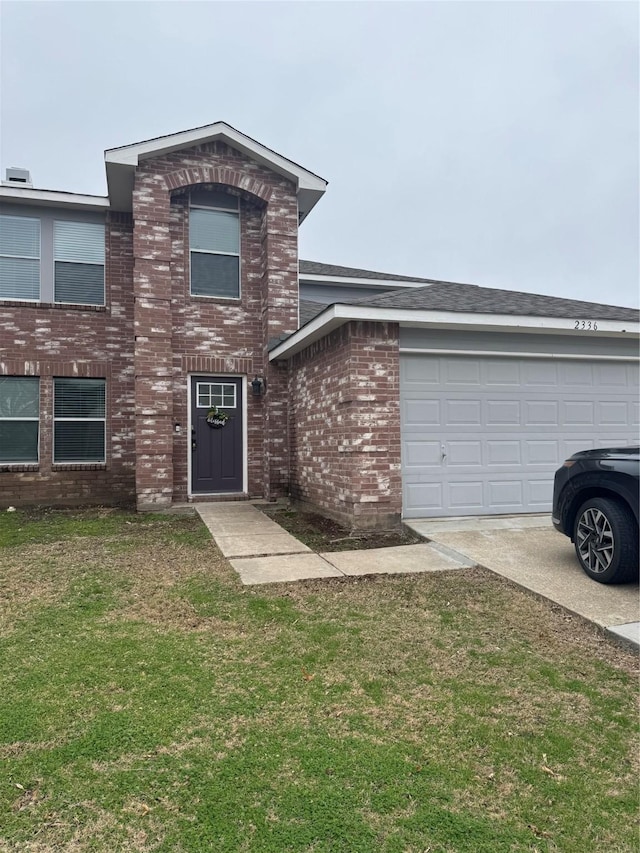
(196, 382), (237, 409)
(189, 192), (240, 299)
(53, 378), (106, 463)
(0, 376), (39, 462)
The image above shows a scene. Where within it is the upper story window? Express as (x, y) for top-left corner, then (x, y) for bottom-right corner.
(189, 191), (240, 299)
(0, 208), (105, 306)
(0, 215), (41, 301)
(54, 221), (105, 305)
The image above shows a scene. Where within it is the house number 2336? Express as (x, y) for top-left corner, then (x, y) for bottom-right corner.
(574, 320), (598, 330)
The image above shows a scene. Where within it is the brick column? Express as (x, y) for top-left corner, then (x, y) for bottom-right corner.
(260, 190), (299, 498)
(132, 179), (174, 509)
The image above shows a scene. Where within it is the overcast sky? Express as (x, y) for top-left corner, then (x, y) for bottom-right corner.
(1, 1), (638, 307)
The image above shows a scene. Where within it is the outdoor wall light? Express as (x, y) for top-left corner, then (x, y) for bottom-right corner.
(251, 375), (266, 396)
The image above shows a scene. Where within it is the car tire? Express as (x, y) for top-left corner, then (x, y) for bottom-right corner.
(573, 497), (639, 584)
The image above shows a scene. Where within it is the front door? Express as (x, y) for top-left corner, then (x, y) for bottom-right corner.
(191, 376), (243, 493)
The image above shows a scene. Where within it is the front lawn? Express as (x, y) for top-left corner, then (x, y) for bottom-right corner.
(0, 508), (637, 852)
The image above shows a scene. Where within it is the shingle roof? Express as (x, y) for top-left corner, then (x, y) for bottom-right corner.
(299, 300), (329, 326)
(355, 282), (639, 321)
(298, 282), (639, 328)
(299, 260), (441, 284)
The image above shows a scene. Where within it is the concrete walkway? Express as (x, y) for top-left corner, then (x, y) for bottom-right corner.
(195, 502), (474, 586)
(194, 503), (639, 650)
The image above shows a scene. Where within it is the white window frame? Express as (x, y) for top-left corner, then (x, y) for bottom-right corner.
(196, 381), (237, 409)
(189, 198), (240, 300)
(0, 214), (41, 302)
(0, 376), (40, 464)
(53, 378), (106, 464)
(0, 205), (106, 306)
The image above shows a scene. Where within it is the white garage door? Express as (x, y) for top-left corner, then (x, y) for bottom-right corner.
(401, 354), (639, 518)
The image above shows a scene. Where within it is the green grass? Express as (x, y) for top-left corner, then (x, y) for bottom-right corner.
(0, 508), (638, 852)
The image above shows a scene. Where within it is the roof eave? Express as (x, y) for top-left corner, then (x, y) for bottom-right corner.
(299, 272), (427, 290)
(269, 305), (640, 361)
(0, 185), (109, 212)
(104, 121), (327, 215)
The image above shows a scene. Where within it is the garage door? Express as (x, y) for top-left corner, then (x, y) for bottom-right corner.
(401, 354), (639, 518)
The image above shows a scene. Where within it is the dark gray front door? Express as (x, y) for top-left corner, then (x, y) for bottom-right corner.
(191, 376), (243, 493)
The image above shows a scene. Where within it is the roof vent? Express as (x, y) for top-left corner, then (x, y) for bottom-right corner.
(3, 167), (33, 188)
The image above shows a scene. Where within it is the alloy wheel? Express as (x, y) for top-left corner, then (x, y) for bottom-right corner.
(575, 507), (614, 574)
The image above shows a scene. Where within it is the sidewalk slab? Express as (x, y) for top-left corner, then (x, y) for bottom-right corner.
(201, 516), (285, 536)
(321, 543), (473, 576)
(607, 622), (640, 650)
(231, 553), (343, 585)
(196, 502), (259, 517)
(214, 532), (310, 558)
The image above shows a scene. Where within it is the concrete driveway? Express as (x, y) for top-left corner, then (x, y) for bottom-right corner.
(406, 515), (640, 649)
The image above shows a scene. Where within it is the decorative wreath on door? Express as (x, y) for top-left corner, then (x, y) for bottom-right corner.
(206, 406), (230, 429)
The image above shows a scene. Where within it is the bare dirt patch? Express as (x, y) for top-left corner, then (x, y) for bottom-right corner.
(258, 504), (423, 551)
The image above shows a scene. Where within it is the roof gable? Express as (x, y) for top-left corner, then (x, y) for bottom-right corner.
(105, 122), (327, 216)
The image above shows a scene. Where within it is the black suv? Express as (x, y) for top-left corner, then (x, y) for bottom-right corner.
(552, 447), (639, 584)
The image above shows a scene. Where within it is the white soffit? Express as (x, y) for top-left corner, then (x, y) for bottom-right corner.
(105, 121), (327, 216)
(269, 304), (640, 360)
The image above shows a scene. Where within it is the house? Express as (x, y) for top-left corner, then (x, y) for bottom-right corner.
(1, 122), (638, 529)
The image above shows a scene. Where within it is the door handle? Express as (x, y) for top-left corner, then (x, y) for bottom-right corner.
(441, 444), (447, 461)
(191, 426), (197, 451)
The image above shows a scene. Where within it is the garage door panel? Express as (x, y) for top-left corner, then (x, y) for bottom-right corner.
(405, 482), (443, 511)
(446, 399), (481, 425)
(486, 440), (521, 465)
(447, 441), (482, 466)
(445, 360), (481, 384)
(525, 440), (559, 465)
(404, 441), (441, 467)
(401, 353), (638, 518)
(402, 358), (440, 385)
(524, 400), (559, 426)
(598, 401), (629, 426)
(523, 362), (559, 386)
(597, 363), (629, 385)
(564, 401), (594, 425)
(563, 363), (595, 385)
(486, 400), (520, 425)
(487, 480), (524, 508)
(528, 479), (554, 506)
(404, 398), (440, 426)
(485, 360), (520, 385)
(448, 481), (484, 509)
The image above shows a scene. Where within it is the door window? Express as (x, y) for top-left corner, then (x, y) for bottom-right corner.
(196, 382), (237, 409)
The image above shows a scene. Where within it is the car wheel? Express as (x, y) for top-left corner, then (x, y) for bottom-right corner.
(573, 497), (639, 584)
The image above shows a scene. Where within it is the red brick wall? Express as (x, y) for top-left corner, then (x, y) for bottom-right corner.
(131, 141), (299, 506)
(287, 321), (403, 530)
(1, 140), (300, 509)
(0, 212), (136, 506)
(2, 142), (407, 527)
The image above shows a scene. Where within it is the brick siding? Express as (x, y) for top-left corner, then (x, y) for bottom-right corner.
(0, 212), (136, 506)
(1, 141), (301, 510)
(287, 321), (403, 530)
